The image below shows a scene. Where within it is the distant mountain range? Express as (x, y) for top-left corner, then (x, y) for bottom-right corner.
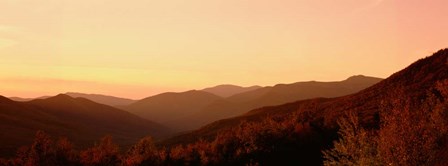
(160, 49), (448, 164)
(176, 75), (381, 131)
(1, 70), (383, 156)
(8, 76), (381, 133)
(122, 90), (222, 124)
(0, 94), (169, 157)
(123, 75), (382, 131)
(6, 75), (382, 135)
(202, 85), (262, 97)
(8, 96), (50, 102)
(9, 92), (136, 107)
(64, 92), (136, 106)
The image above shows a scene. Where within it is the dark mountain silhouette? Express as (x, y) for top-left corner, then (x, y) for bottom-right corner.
(160, 49), (448, 164)
(122, 90), (222, 129)
(64, 92), (136, 106)
(0, 94), (169, 157)
(8, 97), (34, 102)
(227, 75), (382, 104)
(173, 75), (382, 131)
(9, 92), (135, 107)
(8, 96), (50, 102)
(202, 85), (262, 97)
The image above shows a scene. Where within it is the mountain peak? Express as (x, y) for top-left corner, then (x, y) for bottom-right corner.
(65, 92), (89, 97)
(343, 75), (383, 84)
(209, 84), (240, 88)
(125, 89), (223, 126)
(0, 95), (13, 103)
(33, 94), (76, 103)
(63, 92), (136, 106)
(347, 75), (368, 80)
(53, 94), (73, 99)
(202, 84), (262, 97)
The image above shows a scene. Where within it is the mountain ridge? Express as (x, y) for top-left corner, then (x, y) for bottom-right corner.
(64, 92), (136, 106)
(0, 93), (170, 157)
(159, 49), (448, 165)
(123, 90), (223, 128)
(202, 84), (262, 97)
(9, 92), (136, 107)
(174, 75), (382, 131)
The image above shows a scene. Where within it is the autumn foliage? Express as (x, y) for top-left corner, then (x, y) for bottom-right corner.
(323, 80), (448, 166)
(80, 136), (120, 166)
(0, 111), (319, 166)
(0, 131), (80, 166)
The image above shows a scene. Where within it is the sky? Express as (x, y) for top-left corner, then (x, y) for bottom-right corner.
(0, 0), (447, 99)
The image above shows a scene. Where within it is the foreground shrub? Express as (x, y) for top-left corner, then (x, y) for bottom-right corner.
(80, 136), (120, 166)
(322, 112), (381, 166)
(121, 137), (166, 166)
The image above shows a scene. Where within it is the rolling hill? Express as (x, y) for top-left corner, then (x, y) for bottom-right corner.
(159, 49), (448, 165)
(122, 90), (223, 128)
(64, 92), (136, 106)
(173, 75), (382, 131)
(9, 92), (136, 107)
(0, 94), (170, 157)
(8, 96), (50, 102)
(202, 85), (262, 97)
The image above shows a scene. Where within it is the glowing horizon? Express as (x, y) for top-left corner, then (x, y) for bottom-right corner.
(1, 0), (447, 99)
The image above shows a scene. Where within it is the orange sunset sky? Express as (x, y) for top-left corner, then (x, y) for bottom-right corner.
(0, 0), (447, 99)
